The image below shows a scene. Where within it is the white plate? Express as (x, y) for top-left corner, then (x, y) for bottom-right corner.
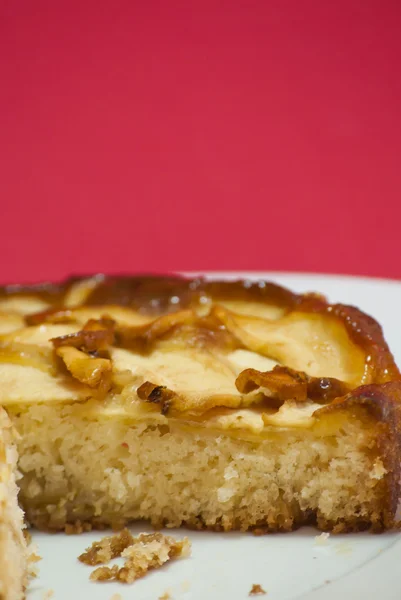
(28, 272), (401, 600)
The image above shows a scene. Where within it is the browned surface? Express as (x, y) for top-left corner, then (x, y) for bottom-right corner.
(25, 506), (391, 535)
(2, 273), (399, 383)
(83, 275), (400, 383)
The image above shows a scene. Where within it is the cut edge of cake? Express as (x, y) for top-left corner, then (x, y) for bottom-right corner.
(0, 407), (28, 600)
(8, 380), (401, 535)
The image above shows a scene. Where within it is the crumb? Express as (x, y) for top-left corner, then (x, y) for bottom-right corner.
(117, 534), (190, 584)
(82, 531), (191, 584)
(90, 565), (119, 581)
(159, 589), (172, 600)
(27, 544), (42, 578)
(314, 532), (330, 545)
(249, 584), (267, 595)
(23, 529), (32, 544)
(181, 580), (190, 592)
(28, 550), (41, 563)
(325, 580), (331, 584)
(79, 529), (134, 565)
(42, 590), (54, 600)
(110, 594), (122, 600)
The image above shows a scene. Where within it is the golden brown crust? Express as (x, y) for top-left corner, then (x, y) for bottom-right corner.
(24, 504), (392, 535)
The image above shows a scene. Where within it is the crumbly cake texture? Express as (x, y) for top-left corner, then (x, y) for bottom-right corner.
(0, 408), (27, 600)
(0, 274), (400, 537)
(78, 529), (191, 583)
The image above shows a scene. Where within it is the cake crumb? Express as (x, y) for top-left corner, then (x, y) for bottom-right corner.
(314, 532), (330, 545)
(81, 531), (191, 584)
(23, 529), (32, 544)
(159, 589), (172, 599)
(181, 580), (191, 592)
(90, 565), (119, 581)
(79, 528), (134, 565)
(42, 590), (54, 600)
(110, 594), (122, 600)
(249, 584), (266, 595)
(27, 544), (42, 578)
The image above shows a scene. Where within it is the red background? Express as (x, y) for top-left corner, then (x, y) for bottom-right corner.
(1, 0), (400, 284)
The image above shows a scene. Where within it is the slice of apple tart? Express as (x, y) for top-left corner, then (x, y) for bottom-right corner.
(0, 275), (399, 539)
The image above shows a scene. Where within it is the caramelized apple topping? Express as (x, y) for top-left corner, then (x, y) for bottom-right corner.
(236, 366), (349, 405)
(25, 308), (75, 326)
(114, 309), (240, 353)
(50, 318), (115, 393)
(136, 382), (179, 415)
(134, 365), (349, 416)
(114, 310), (195, 350)
(1, 275), (399, 419)
(236, 366), (308, 400)
(51, 318), (115, 354)
(55, 346), (112, 391)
